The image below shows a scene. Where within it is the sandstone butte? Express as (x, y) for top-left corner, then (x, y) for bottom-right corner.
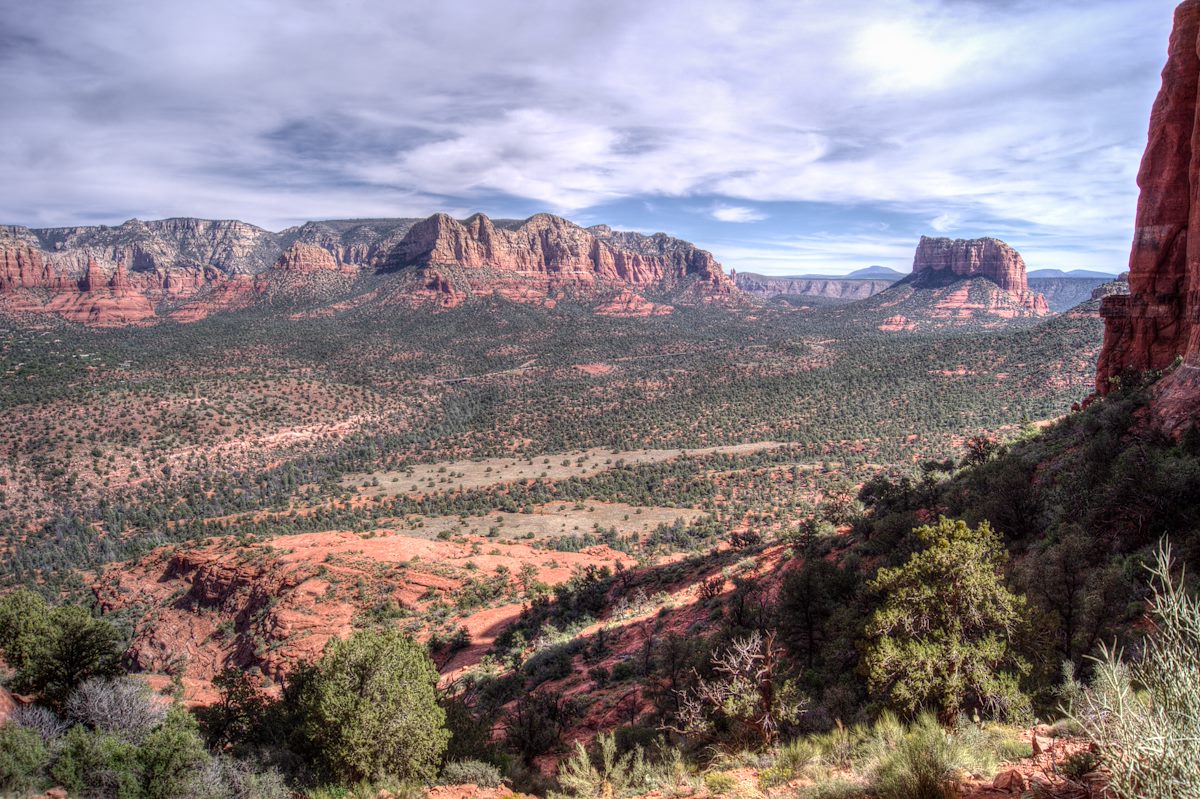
(0, 212), (733, 325)
(1098, 0), (1200, 434)
(909, 235), (1050, 314)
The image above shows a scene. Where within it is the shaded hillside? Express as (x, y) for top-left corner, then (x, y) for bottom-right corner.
(1028, 276), (1109, 312)
(733, 272), (895, 303)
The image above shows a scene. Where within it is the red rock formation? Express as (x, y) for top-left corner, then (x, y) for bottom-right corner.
(879, 314), (917, 332)
(0, 212), (733, 324)
(275, 243), (356, 273)
(911, 236), (1048, 313)
(81, 258), (102, 291)
(1098, 0), (1200, 433)
(110, 261), (132, 292)
(0, 248), (157, 325)
(594, 289), (673, 318)
(0, 244), (73, 292)
(0, 686), (16, 725)
(168, 275), (261, 322)
(95, 529), (637, 690)
(388, 213), (733, 295)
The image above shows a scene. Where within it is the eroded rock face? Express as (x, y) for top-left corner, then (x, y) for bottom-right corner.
(0, 242), (73, 292)
(275, 243), (356, 273)
(1098, 0), (1200, 433)
(387, 213), (733, 294)
(0, 212), (733, 324)
(911, 236), (1048, 313)
(94, 530), (637, 693)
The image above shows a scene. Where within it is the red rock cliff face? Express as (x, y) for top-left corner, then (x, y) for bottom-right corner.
(275, 243), (356, 273)
(387, 213), (733, 294)
(0, 212), (733, 324)
(0, 243), (75, 292)
(914, 236), (1027, 293)
(910, 236), (1048, 313)
(1098, 0), (1200, 433)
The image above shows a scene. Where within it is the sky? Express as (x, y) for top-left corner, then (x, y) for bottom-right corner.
(0, 0), (1178, 275)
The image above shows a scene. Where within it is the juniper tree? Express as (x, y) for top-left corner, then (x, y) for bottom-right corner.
(864, 517), (1029, 723)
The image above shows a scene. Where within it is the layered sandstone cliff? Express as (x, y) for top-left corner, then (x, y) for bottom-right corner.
(910, 236), (1048, 313)
(0, 213), (732, 324)
(385, 213), (732, 295)
(275, 242), (357, 273)
(1097, 0), (1200, 432)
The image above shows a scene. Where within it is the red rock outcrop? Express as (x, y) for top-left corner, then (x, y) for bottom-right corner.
(0, 212), (734, 324)
(387, 213), (733, 295)
(594, 289), (673, 317)
(1097, 0), (1200, 433)
(911, 236), (1048, 313)
(94, 529), (636, 691)
(0, 686), (16, 725)
(275, 243), (357, 273)
(0, 244), (74, 292)
(0, 251), (157, 326)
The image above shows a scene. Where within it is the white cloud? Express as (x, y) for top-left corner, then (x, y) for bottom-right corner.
(931, 212), (961, 233)
(0, 0), (1178, 283)
(711, 205), (767, 223)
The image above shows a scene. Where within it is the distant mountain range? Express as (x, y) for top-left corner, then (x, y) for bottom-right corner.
(843, 265), (907, 279)
(737, 265), (907, 281)
(1027, 268), (1120, 279)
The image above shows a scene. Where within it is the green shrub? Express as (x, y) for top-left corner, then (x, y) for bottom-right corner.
(440, 759), (503, 788)
(810, 721), (866, 771)
(138, 706), (209, 799)
(441, 695), (499, 765)
(0, 723), (50, 793)
(550, 733), (659, 798)
(15, 604), (125, 708)
(1070, 542), (1200, 799)
(863, 710), (905, 759)
(864, 517), (1030, 723)
(192, 755), (291, 799)
(1049, 717), (1083, 738)
(1060, 749), (1101, 781)
(300, 629), (448, 783)
(988, 734), (1032, 762)
(759, 737), (819, 788)
(504, 693), (578, 764)
(0, 590), (53, 673)
(872, 714), (994, 799)
(756, 764), (792, 789)
(51, 724), (144, 799)
(702, 770), (736, 795)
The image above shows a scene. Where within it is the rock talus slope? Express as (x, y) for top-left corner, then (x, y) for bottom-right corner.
(1098, 0), (1200, 432)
